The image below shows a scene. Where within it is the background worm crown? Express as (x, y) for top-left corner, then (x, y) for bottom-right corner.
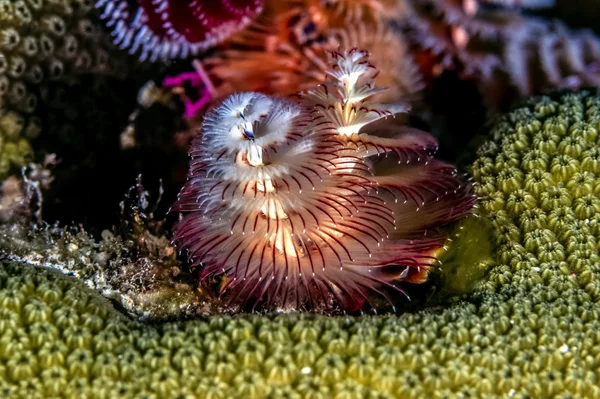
(96, 0), (265, 61)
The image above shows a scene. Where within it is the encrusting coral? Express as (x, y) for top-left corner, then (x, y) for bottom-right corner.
(0, 109), (32, 179)
(1, 90), (600, 398)
(0, 0), (127, 115)
(471, 89), (600, 293)
(171, 49), (473, 312)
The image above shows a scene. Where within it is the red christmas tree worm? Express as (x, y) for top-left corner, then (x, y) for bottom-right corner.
(171, 50), (475, 311)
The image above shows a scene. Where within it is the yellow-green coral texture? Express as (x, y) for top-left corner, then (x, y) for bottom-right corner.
(473, 90), (600, 294)
(1, 90), (600, 398)
(0, 109), (31, 178)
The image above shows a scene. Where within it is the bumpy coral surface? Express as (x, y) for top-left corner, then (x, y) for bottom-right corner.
(0, 110), (32, 179)
(172, 50), (472, 311)
(0, 0), (126, 115)
(96, 0), (265, 61)
(0, 268), (597, 398)
(472, 90), (600, 292)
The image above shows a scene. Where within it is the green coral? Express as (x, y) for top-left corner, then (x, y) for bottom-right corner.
(0, 0), (126, 115)
(472, 90), (600, 295)
(1, 90), (600, 397)
(1, 260), (600, 398)
(0, 0), (133, 180)
(0, 109), (32, 178)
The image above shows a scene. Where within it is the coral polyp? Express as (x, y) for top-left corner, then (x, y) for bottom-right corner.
(95, 0), (265, 61)
(171, 50), (474, 311)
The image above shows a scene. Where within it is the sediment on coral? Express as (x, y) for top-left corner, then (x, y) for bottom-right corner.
(0, 177), (226, 321)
